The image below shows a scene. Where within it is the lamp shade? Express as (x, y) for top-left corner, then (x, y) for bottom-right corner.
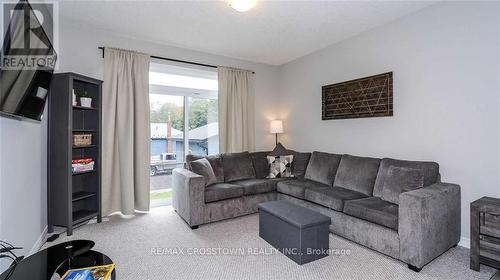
(270, 120), (284, 134)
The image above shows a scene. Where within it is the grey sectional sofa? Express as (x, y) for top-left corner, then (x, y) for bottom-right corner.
(172, 150), (460, 271)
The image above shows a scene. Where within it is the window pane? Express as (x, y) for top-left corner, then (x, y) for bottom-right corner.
(149, 94), (184, 197)
(187, 97), (218, 156)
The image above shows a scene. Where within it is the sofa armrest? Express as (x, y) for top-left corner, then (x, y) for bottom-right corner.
(172, 168), (205, 227)
(399, 182), (461, 269)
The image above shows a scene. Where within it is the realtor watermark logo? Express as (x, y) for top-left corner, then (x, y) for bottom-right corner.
(150, 246), (352, 257)
(1, 1), (58, 70)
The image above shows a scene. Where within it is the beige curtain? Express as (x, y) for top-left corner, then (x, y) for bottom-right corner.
(218, 66), (255, 153)
(102, 47), (151, 215)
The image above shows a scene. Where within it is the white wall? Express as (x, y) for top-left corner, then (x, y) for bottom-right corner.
(278, 2), (500, 238)
(57, 18), (281, 151)
(0, 6), (49, 270)
(0, 115), (47, 269)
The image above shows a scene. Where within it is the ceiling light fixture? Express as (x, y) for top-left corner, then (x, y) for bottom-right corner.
(228, 0), (256, 12)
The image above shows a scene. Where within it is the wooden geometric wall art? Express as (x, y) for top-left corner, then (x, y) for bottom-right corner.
(322, 72), (393, 120)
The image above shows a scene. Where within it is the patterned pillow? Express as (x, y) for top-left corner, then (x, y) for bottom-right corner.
(267, 155), (294, 178)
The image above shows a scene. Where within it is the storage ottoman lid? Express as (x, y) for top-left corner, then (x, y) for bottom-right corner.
(258, 200), (331, 229)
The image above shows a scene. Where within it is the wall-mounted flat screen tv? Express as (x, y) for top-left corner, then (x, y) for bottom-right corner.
(0, 0), (57, 121)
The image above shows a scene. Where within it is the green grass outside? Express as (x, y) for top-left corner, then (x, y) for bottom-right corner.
(150, 189), (172, 200)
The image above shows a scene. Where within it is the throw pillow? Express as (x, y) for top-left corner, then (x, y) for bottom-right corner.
(268, 143), (288, 156)
(381, 166), (424, 205)
(190, 158), (217, 186)
(268, 143), (311, 178)
(186, 154), (224, 183)
(267, 155), (294, 178)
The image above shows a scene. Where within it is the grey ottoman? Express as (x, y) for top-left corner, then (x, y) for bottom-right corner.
(258, 200), (331, 265)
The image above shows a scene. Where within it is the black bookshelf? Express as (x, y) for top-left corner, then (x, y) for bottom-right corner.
(47, 73), (102, 236)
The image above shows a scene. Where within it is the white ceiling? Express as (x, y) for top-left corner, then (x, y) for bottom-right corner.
(59, 1), (436, 65)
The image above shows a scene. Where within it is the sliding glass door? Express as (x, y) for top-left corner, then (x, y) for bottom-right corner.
(150, 94), (185, 176)
(148, 62), (218, 206)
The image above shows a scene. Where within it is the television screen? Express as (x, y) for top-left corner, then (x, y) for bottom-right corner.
(0, 0), (57, 121)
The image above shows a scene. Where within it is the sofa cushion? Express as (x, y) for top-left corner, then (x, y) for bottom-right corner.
(222, 152), (256, 182)
(276, 179), (329, 199)
(305, 186), (368, 211)
(267, 155), (294, 178)
(343, 197), (399, 230)
(233, 178), (288, 195)
(334, 154), (381, 196)
(373, 158), (440, 197)
(249, 151), (271, 179)
(304, 151), (342, 186)
(190, 158), (217, 186)
(291, 152), (311, 178)
(186, 154), (224, 183)
(381, 166), (424, 205)
(205, 183), (244, 203)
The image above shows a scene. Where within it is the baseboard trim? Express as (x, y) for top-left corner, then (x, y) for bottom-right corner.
(458, 236), (470, 249)
(29, 226), (48, 255)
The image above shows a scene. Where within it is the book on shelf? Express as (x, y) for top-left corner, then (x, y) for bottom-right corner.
(72, 158), (95, 173)
(60, 263), (115, 280)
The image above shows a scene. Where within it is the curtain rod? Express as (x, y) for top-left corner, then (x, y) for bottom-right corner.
(98, 47), (255, 74)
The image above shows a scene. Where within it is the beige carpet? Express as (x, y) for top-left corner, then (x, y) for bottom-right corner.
(44, 206), (497, 280)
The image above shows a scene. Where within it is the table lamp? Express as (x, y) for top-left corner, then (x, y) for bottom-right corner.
(270, 120), (284, 145)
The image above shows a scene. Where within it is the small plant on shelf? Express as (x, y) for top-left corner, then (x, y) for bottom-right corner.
(78, 90), (92, 108)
